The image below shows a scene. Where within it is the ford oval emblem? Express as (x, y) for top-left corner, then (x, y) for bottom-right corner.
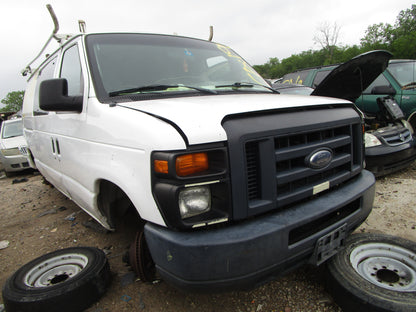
(306, 148), (333, 169)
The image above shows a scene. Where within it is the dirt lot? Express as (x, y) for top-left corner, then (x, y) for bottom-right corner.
(1, 164), (416, 312)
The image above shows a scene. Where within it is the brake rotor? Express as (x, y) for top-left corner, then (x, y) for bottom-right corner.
(129, 229), (156, 282)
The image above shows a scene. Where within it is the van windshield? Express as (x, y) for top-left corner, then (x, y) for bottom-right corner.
(2, 120), (23, 139)
(85, 34), (270, 101)
(388, 61), (416, 88)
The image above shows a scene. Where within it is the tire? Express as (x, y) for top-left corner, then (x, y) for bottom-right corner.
(325, 233), (416, 312)
(2, 247), (111, 312)
(129, 230), (156, 282)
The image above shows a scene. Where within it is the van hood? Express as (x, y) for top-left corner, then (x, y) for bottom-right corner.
(117, 93), (350, 145)
(312, 50), (393, 102)
(0, 135), (27, 150)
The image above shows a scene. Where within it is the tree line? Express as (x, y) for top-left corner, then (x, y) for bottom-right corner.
(1, 5), (415, 111)
(253, 4), (416, 79)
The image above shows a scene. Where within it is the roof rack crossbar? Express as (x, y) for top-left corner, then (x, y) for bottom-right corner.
(21, 4), (61, 76)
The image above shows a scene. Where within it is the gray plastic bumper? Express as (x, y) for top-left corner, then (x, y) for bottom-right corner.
(145, 170), (375, 291)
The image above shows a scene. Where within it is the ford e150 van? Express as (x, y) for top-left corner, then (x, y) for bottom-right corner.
(21, 11), (375, 291)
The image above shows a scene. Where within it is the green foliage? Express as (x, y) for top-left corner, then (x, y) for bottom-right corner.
(255, 4), (416, 79)
(0, 91), (25, 112)
(360, 23), (394, 49)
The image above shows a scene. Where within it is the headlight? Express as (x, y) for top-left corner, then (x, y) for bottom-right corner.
(179, 186), (211, 219)
(402, 119), (414, 135)
(364, 133), (382, 147)
(1, 148), (21, 156)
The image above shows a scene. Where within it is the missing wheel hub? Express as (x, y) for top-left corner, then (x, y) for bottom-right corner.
(50, 274), (70, 285)
(376, 269), (400, 284)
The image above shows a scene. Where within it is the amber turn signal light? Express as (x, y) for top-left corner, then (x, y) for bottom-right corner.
(154, 160), (169, 174)
(176, 153), (208, 176)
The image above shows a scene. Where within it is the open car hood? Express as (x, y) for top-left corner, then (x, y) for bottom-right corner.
(311, 50), (393, 102)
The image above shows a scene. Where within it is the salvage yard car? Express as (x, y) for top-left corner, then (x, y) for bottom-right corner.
(16, 8), (376, 302)
(0, 118), (30, 177)
(276, 51), (416, 177)
(281, 58), (416, 128)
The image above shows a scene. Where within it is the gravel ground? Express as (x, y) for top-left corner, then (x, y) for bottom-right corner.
(1, 162), (416, 312)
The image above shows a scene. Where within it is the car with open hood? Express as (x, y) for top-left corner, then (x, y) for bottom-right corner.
(274, 51), (416, 177)
(280, 56), (416, 128)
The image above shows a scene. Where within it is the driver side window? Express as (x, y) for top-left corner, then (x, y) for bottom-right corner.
(60, 45), (84, 96)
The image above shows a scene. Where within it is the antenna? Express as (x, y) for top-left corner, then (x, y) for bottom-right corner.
(78, 20), (86, 33)
(208, 26), (214, 41)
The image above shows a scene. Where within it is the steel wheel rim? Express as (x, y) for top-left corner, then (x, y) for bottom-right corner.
(350, 242), (416, 292)
(24, 253), (89, 287)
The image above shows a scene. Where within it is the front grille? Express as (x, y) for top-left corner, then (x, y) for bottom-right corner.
(223, 106), (363, 220)
(246, 123), (361, 209)
(246, 142), (260, 200)
(19, 146), (28, 155)
(379, 127), (412, 146)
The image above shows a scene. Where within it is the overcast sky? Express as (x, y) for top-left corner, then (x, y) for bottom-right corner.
(0, 0), (414, 101)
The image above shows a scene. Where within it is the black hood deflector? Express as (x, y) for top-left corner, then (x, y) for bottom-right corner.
(311, 50), (393, 102)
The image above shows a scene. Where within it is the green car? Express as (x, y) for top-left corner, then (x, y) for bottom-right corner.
(356, 59), (416, 129)
(281, 59), (416, 129)
(278, 52), (416, 177)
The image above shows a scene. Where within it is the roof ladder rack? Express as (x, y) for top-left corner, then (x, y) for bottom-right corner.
(21, 4), (74, 76)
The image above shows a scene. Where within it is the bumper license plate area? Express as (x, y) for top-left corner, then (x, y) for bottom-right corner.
(309, 223), (347, 266)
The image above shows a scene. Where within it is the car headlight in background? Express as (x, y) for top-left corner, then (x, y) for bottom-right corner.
(179, 186), (211, 219)
(1, 148), (21, 156)
(402, 119), (414, 135)
(364, 133), (382, 147)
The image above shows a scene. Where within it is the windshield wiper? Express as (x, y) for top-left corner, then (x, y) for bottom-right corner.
(215, 82), (279, 93)
(109, 84), (217, 97)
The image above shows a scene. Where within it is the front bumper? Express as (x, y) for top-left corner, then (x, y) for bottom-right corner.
(0, 155), (30, 173)
(365, 140), (416, 177)
(145, 170), (375, 291)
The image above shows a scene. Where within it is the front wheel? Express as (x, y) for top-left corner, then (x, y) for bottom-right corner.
(2, 247), (112, 312)
(325, 233), (416, 312)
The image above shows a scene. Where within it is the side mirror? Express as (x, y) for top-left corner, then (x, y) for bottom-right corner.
(39, 78), (83, 112)
(371, 85), (396, 95)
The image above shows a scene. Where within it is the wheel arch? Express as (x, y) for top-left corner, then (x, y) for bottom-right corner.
(407, 110), (416, 130)
(96, 179), (142, 230)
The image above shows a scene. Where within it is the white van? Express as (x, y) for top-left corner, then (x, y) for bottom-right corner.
(22, 31), (376, 290)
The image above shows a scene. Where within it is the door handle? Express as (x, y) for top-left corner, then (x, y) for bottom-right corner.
(51, 138), (61, 156)
(55, 138), (60, 155)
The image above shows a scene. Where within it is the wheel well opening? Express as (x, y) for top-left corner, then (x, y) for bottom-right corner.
(407, 112), (416, 130)
(97, 180), (142, 230)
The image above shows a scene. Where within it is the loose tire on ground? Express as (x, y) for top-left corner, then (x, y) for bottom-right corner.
(325, 233), (416, 312)
(2, 247), (111, 312)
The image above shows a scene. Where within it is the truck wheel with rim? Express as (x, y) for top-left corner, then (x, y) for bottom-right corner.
(325, 233), (416, 312)
(2, 247), (111, 312)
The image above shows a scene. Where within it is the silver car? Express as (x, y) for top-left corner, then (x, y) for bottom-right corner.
(0, 118), (30, 176)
